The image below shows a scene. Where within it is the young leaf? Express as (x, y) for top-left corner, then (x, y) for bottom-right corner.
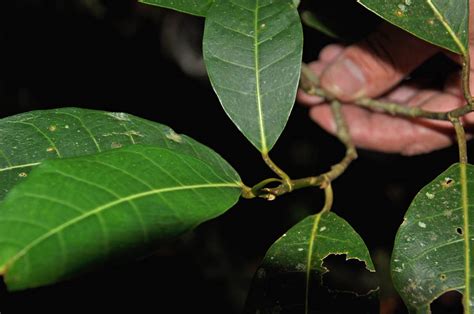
(301, 11), (341, 39)
(0, 144), (242, 291)
(0, 108), (233, 201)
(358, 0), (469, 55)
(203, 0), (303, 153)
(245, 212), (378, 313)
(138, 0), (212, 17)
(391, 163), (474, 313)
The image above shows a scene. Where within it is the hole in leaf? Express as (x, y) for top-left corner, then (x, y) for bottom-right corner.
(442, 178), (455, 188)
(456, 228), (463, 235)
(247, 254), (379, 313)
(322, 254), (378, 296)
(439, 274), (447, 281)
(430, 290), (462, 313)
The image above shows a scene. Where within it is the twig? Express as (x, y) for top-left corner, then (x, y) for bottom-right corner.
(241, 59), (473, 200)
(461, 54), (474, 107)
(261, 153), (293, 192)
(448, 114), (468, 164)
(321, 182), (334, 213)
(300, 63), (474, 120)
(254, 100), (357, 199)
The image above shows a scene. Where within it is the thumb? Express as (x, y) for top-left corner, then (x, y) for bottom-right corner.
(320, 23), (439, 102)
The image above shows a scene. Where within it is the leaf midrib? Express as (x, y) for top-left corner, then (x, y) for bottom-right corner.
(356, 0), (467, 55)
(0, 182), (241, 274)
(305, 213), (322, 314)
(461, 163), (471, 312)
(426, 0), (467, 56)
(253, 0), (267, 153)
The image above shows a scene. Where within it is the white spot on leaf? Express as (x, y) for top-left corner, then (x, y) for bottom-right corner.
(166, 130), (183, 143)
(398, 3), (407, 12)
(425, 192), (435, 199)
(418, 222), (426, 228)
(107, 112), (130, 121)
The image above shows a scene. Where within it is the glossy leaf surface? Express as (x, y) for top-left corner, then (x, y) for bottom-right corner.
(0, 108), (232, 200)
(0, 145), (241, 291)
(358, 0), (469, 55)
(203, 0), (303, 152)
(246, 212), (378, 313)
(392, 163), (474, 313)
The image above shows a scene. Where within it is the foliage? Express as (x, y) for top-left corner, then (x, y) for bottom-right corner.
(392, 164), (474, 313)
(1, 0), (473, 313)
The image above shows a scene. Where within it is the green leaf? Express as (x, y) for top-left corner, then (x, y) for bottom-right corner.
(391, 163), (474, 313)
(357, 0), (469, 55)
(245, 212), (378, 313)
(138, 0), (212, 17)
(0, 144), (241, 291)
(0, 107), (233, 201)
(267, 212), (375, 280)
(301, 11), (340, 39)
(203, 0), (303, 153)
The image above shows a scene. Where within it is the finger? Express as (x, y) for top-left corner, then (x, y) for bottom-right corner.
(309, 103), (451, 156)
(297, 45), (345, 106)
(417, 93), (474, 127)
(383, 84), (421, 103)
(309, 91), (471, 155)
(319, 44), (345, 62)
(320, 23), (439, 102)
(297, 61), (329, 106)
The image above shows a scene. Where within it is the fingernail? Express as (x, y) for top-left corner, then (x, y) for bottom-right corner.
(323, 58), (366, 100)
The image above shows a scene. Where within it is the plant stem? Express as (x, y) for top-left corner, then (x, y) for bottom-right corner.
(254, 100), (357, 199)
(300, 63), (474, 120)
(321, 182), (333, 213)
(242, 58), (473, 200)
(261, 153), (293, 191)
(355, 98), (448, 120)
(461, 53), (473, 107)
(240, 177), (282, 200)
(240, 183), (257, 199)
(448, 114), (468, 164)
(330, 100), (356, 153)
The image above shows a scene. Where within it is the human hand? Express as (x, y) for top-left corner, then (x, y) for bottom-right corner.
(298, 10), (474, 155)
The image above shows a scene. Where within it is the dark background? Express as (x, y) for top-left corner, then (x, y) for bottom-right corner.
(0, 1), (472, 313)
